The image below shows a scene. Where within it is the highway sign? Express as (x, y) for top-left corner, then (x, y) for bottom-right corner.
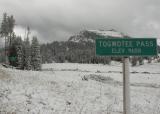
(96, 38), (157, 56)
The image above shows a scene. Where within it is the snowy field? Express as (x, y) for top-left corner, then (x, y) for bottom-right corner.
(0, 62), (160, 114)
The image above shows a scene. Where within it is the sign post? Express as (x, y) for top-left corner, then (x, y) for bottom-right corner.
(96, 37), (157, 114)
(123, 57), (130, 114)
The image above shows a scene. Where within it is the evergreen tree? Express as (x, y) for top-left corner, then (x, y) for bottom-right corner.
(24, 37), (31, 70)
(8, 32), (17, 66)
(8, 15), (15, 46)
(15, 37), (24, 69)
(0, 13), (9, 37)
(0, 13), (9, 63)
(23, 27), (31, 70)
(31, 36), (41, 70)
(0, 13), (15, 64)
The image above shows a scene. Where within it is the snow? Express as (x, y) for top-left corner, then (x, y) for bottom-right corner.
(69, 29), (124, 43)
(69, 36), (95, 43)
(0, 62), (160, 114)
(88, 30), (123, 38)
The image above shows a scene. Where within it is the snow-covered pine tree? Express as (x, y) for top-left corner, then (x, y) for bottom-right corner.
(16, 37), (24, 69)
(0, 13), (15, 64)
(24, 37), (31, 70)
(0, 13), (9, 64)
(31, 36), (41, 70)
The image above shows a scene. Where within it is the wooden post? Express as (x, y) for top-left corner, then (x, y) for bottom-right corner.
(123, 57), (130, 114)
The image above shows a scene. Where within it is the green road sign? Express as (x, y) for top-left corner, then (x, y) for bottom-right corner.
(96, 38), (157, 56)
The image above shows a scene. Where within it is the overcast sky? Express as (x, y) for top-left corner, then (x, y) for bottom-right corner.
(0, 0), (160, 43)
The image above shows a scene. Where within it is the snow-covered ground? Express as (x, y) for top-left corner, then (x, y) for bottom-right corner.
(0, 62), (160, 114)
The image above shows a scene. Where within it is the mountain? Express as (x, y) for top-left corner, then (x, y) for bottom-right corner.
(68, 29), (129, 43)
(41, 29), (128, 64)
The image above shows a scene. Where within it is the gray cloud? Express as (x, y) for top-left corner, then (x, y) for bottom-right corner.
(0, 0), (160, 43)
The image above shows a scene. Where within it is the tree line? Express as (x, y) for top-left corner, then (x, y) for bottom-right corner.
(40, 41), (111, 64)
(0, 13), (41, 70)
(40, 40), (160, 66)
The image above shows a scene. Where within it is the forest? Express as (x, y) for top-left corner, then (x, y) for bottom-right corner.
(0, 13), (41, 70)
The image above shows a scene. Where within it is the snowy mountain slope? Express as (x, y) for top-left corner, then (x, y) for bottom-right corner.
(87, 29), (124, 37)
(68, 29), (128, 43)
(0, 62), (160, 114)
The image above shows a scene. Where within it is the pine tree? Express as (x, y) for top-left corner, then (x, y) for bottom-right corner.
(31, 36), (41, 70)
(24, 37), (31, 70)
(8, 32), (17, 66)
(16, 45), (23, 69)
(0, 13), (9, 64)
(15, 37), (24, 69)
(0, 13), (15, 64)
(0, 13), (9, 37)
(23, 27), (31, 70)
(8, 15), (15, 46)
